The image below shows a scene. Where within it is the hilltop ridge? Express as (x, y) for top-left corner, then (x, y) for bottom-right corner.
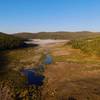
(13, 31), (100, 39)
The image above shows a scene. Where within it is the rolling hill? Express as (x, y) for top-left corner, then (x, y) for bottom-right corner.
(13, 31), (100, 40)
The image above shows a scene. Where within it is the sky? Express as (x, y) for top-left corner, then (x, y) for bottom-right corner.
(0, 0), (100, 33)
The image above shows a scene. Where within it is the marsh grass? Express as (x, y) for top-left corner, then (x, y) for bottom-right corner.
(52, 45), (100, 65)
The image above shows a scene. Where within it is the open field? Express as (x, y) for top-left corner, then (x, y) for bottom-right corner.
(1, 39), (100, 100)
(42, 42), (100, 100)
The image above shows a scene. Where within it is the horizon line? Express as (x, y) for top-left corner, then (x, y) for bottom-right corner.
(1, 30), (100, 34)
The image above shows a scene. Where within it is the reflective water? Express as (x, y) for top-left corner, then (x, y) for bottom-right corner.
(22, 69), (45, 86)
(44, 54), (53, 64)
(21, 54), (52, 86)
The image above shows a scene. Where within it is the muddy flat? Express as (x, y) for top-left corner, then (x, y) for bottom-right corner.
(38, 41), (100, 100)
(25, 40), (100, 100)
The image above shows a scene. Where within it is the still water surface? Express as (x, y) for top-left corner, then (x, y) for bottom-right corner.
(22, 54), (53, 86)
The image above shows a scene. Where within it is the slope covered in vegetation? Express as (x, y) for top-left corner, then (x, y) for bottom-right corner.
(0, 32), (25, 50)
(70, 36), (100, 56)
(13, 32), (36, 39)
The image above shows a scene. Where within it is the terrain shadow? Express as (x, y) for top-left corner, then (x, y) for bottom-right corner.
(13, 43), (39, 51)
(0, 52), (9, 74)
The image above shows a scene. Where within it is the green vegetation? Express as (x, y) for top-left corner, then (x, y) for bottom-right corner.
(13, 31), (100, 39)
(0, 33), (43, 100)
(14, 32), (36, 39)
(1, 31), (100, 100)
(0, 40), (45, 100)
(0, 32), (25, 50)
(0, 32), (23, 72)
(70, 36), (100, 56)
(0, 69), (42, 100)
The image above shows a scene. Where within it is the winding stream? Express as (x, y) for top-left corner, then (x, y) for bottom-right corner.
(21, 53), (53, 86)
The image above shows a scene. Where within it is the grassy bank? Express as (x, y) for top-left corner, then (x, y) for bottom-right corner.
(69, 36), (100, 56)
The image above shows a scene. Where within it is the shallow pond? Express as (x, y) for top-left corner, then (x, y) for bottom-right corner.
(22, 69), (45, 86)
(21, 54), (53, 86)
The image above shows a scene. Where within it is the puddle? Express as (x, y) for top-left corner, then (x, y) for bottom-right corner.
(43, 54), (53, 64)
(22, 69), (45, 86)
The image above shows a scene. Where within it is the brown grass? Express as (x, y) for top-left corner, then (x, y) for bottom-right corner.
(42, 43), (100, 100)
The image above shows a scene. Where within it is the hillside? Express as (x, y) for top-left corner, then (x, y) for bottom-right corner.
(70, 36), (100, 56)
(13, 32), (36, 40)
(0, 32), (25, 50)
(13, 31), (100, 40)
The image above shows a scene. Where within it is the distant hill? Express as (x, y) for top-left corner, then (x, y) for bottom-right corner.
(13, 31), (100, 40)
(0, 32), (25, 50)
(13, 32), (36, 40)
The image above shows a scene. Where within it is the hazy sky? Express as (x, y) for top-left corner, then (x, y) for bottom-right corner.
(0, 0), (100, 33)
